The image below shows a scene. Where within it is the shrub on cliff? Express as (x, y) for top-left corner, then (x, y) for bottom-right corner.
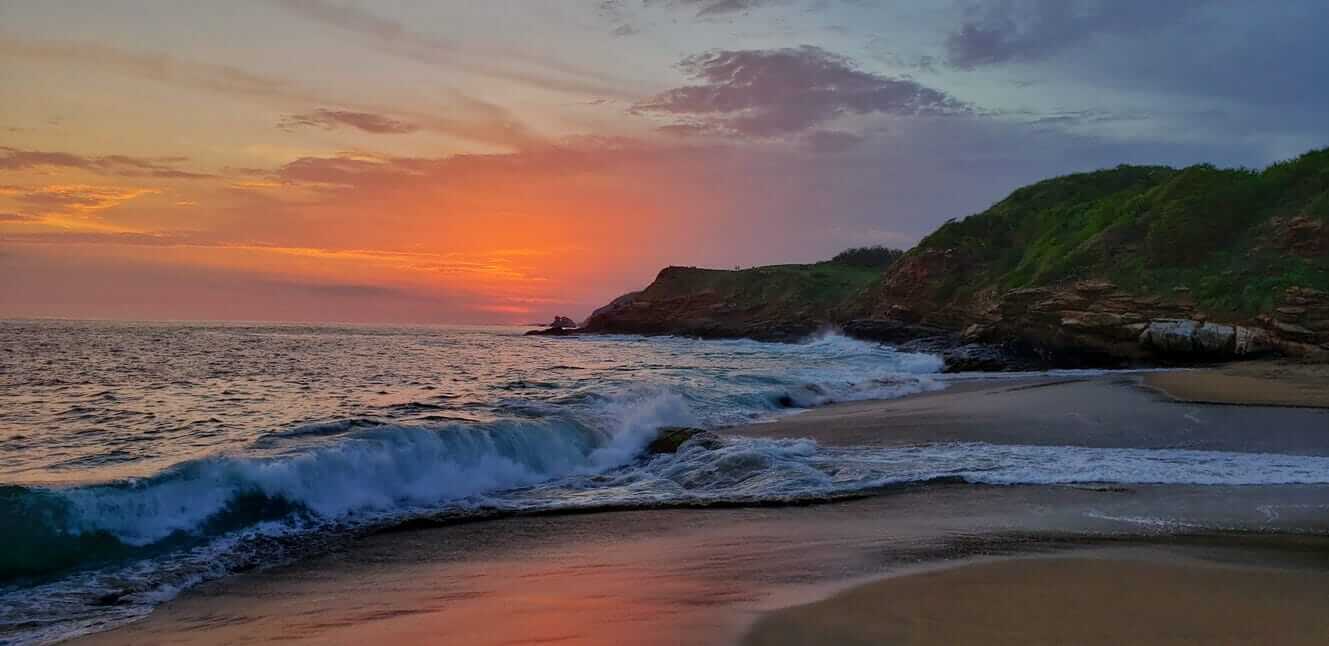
(830, 246), (904, 268)
(870, 147), (1329, 317)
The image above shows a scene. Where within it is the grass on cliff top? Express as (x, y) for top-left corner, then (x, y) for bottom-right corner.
(646, 260), (884, 309)
(915, 146), (1329, 316)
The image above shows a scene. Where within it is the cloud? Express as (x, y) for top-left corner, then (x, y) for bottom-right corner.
(6, 184), (157, 215)
(944, 0), (1211, 69)
(270, 0), (638, 99)
(634, 46), (970, 137)
(278, 109), (420, 134)
(803, 130), (864, 153)
(0, 146), (213, 178)
(0, 212), (36, 223)
(646, 0), (782, 17)
(0, 38), (542, 150)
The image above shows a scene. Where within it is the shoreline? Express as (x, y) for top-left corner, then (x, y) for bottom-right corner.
(61, 365), (1329, 645)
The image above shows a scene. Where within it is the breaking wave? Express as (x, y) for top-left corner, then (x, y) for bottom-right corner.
(7, 330), (1321, 644)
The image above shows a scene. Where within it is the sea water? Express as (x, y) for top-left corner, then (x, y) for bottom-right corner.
(3, 320), (1329, 643)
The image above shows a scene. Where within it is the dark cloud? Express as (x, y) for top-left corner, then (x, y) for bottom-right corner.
(278, 109), (420, 134)
(0, 146), (212, 178)
(646, 0), (782, 17)
(945, 0), (1211, 69)
(634, 46), (970, 137)
(804, 130), (864, 153)
(0, 212), (36, 223)
(0, 149), (89, 169)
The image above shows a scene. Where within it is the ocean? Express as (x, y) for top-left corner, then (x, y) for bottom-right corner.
(4, 320), (1329, 644)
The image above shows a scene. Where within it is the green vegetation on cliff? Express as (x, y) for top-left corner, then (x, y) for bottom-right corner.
(829, 245), (905, 269)
(911, 148), (1329, 316)
(645, 261), (884, 309)
(582, 253), (896, 340)
(585, 147), (1329, 360)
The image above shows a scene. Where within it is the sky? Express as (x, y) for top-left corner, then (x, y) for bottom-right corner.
(2, 1), (1327, 324)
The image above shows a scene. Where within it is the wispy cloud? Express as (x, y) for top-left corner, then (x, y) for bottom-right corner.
(0, 38), (543, 150)
(0, 146), (212, 178)
(3, 229), (552, 282)
(5, 184), (157, 214)
(270, 0), (640, 99)
(0, 211), (36, 223)
(278, 109), (420, 134)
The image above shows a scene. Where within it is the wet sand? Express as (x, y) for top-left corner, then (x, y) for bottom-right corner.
(732, 374), (1329, 454)
(744, 552), (1329, 646)
(1145, 360), (1329, 408)
(68, 488), (1329, 646)
(71, 370), (1329, 645)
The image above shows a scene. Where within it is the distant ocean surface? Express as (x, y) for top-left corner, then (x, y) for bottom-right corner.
(5, 320), (1329, 644)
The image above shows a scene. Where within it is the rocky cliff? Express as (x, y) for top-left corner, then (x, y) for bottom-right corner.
(581, 148), (1329, 366)
(582, 262), (883, 341)
(847, 150), (1329, 364)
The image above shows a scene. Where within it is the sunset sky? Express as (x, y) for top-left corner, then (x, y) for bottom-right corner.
(3, 1), (1327, 323)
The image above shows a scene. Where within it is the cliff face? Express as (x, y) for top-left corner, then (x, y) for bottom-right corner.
(582, 148), (1329, 365)
(582, 263), (881, 341)
(850, 150), (1329, 363)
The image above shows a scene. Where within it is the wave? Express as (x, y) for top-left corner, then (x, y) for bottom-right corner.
(8, 331), (1322, 644)
(1, 405), (675, 581)
(8, 426), (1329, 644)
(13, 424), (1329, 583)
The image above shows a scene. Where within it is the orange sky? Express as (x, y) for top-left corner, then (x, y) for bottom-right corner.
(4, 2), (1324, 323)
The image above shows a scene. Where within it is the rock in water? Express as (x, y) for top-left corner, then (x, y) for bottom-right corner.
(646, 427), (722, 454)
(525, 315), (580, 336)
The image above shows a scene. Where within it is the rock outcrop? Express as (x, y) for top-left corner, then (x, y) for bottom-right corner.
(861, 280), (1329, 365)
(646, 427), (723, 454)
(576, 149), (1329, 367)
(524, 314), (580, 336)
(581, 263), (882, 342)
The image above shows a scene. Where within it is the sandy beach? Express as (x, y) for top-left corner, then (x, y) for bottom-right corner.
(744, 549), (1329, 646)
(1144, 361), (1329, 409)
(70, 368), (1329, 645)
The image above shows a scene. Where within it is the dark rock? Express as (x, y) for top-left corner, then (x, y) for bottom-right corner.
(841, 319), (950, 344)
(1274, 319), (1317, 340)
(525, 314), (580, 336)
(525, 326), (576, 336)
(1074, 280), (1116, 293)
(646, 427), (722, 454)
(895, 335), (960, 355)
(940, 343), (1047, 373)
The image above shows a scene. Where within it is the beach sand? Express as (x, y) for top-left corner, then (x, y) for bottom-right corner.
(743, 551), (1329, 646)
(71, 371), (1329, 645)
(1144, 360), (1329, 408)
(733, 373), (1329, 454)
